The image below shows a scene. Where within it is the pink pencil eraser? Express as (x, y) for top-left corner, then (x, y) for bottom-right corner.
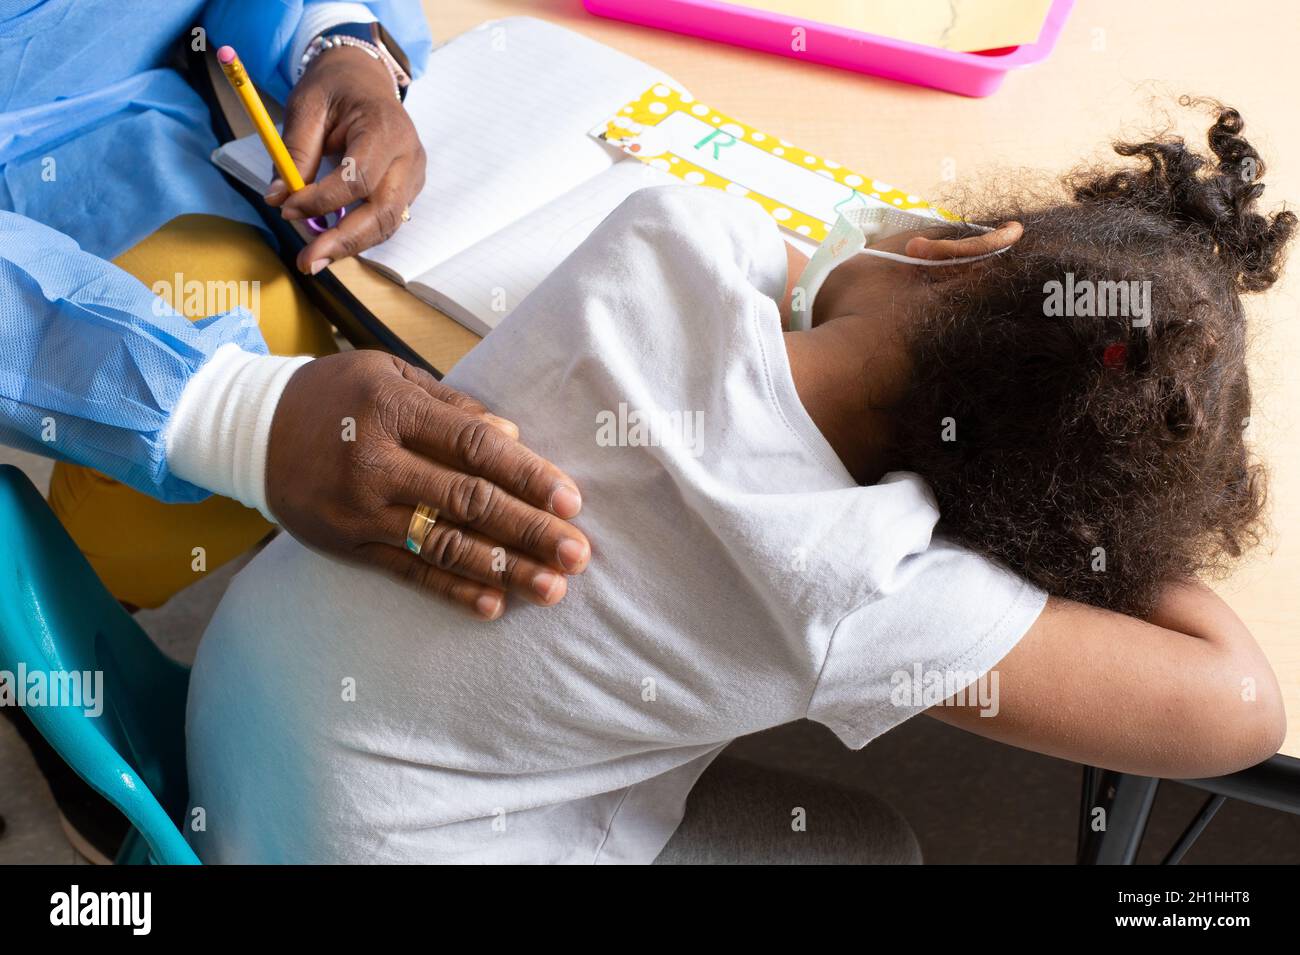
(217, 46), (236, 64)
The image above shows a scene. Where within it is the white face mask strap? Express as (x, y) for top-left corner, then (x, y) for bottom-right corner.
(854, 204), (1003, 266)
(789, 207), (1007, 332)
(789, 213), (865, 331)
(859, 246), (1009, 267)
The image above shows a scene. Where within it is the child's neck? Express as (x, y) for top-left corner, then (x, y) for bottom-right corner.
(782, 255), (914, 485)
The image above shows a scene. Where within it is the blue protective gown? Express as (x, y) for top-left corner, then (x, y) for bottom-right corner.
(0, 0), (431, 501)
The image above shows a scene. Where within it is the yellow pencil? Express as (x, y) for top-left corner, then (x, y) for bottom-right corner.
(217, 45), (306, 192)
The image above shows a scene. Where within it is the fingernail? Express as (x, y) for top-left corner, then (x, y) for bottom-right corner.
(264, 180), (287, 202)
(309, 258), (331, 275)
(550, 484), (582, 518)
(557, 538), (588, 573)
(532, 571), (563, 602)
(475, 593), (502, 620)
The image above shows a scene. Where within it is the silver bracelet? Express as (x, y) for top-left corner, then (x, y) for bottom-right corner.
(299, 34), (406, 101)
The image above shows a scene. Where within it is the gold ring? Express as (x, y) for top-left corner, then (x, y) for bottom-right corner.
(400, 206), (412, 223)
(404, 502), (439, 555)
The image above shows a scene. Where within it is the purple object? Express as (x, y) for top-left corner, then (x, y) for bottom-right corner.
(306, 205), (348, 234)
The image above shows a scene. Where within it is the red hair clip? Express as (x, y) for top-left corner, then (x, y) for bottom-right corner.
(1102, 343), (1128, 369)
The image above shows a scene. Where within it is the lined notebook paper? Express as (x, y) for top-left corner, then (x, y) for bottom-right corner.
(411, 160), (678, 325)
(213, 17), (676, 335)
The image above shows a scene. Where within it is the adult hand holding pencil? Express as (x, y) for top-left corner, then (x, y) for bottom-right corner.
(218, 41), (425, 274)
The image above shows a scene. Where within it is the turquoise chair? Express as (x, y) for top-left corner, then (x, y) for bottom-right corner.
(0, 464), (199, 864)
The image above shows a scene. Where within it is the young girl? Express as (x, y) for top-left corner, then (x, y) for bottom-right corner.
(185, 103), (1288, 864)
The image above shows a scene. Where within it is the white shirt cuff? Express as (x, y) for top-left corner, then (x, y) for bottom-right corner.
(288, 2), (379, 85)
(164, 344), (313, 523)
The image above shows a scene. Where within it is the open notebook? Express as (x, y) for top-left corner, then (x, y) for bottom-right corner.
(213, 17), (683, 336)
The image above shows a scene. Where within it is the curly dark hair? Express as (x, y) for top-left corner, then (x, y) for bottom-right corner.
(893, 99), (1296, 614)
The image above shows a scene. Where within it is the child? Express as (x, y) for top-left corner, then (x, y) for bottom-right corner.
(186, 103), (1287, 864)
(888, 100), (1293, 615)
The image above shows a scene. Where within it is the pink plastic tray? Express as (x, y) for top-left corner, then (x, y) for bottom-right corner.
(583, 0), (1074, 97)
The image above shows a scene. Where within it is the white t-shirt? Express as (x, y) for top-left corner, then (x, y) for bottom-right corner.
(185, 187), (1046, 864)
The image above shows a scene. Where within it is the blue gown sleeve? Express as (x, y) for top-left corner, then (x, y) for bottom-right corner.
(200, 1), (435, 104)
(0, 211), (271, 503)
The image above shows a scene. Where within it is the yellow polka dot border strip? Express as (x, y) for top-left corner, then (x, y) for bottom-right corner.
(593, 82), (955, 242)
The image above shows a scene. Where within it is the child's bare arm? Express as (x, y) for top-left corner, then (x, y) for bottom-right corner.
(925, 581), (1286, 778)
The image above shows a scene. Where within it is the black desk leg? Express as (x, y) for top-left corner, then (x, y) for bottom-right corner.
(1077, 770), (1160, 864)
(1162, 794), (1226, 865)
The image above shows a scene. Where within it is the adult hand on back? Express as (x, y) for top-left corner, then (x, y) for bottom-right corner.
(266, 351), (591, 620)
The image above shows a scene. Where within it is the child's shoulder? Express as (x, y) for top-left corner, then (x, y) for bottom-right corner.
(601, 186), (789, 304)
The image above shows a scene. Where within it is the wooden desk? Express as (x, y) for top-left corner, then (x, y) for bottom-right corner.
(322, 0), (1300, 758)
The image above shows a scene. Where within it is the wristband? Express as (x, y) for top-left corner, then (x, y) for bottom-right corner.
(300, 22), (412, 101)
